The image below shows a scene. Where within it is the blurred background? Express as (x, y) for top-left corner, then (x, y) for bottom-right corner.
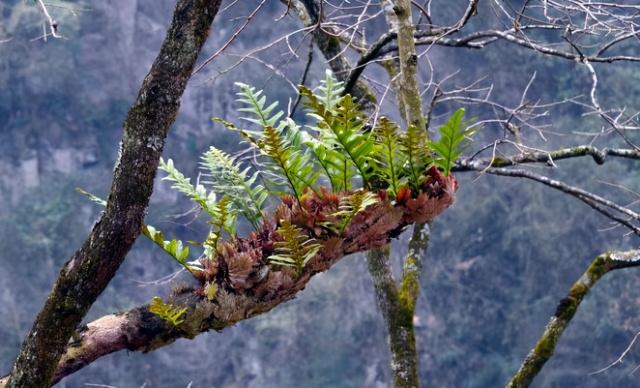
(1, 1), (639, 387)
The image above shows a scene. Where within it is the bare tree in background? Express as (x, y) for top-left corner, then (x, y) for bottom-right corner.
(4, 1), (640, 387)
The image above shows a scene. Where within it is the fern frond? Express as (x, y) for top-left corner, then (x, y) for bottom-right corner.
(428, 108), (475, 176)
(235, 82), (285, 128)
(315, 69), (345, 110)
(149, 297), (187, 326)
(75, 187), (107, 206)
(372, 117), (406, 197)
(400, 125), (431, 192)
(300, 86), (375, 189)
(142, 224), (198, 275)
(302, 132), (353, 191)
(200, 146), (267, 229)
(241, 123), (320, 200)
(332, 190), (379, 233)
(159, 158), (217, 217)
(268, 220), (321, 273)
(203, 196), (237, 256)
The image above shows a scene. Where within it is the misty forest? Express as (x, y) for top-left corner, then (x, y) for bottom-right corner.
(2, 1), (640, 387)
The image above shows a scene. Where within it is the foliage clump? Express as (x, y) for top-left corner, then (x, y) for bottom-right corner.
(147, 72), (470, 307)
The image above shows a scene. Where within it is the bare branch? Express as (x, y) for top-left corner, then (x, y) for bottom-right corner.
(507, 250), (640, 388)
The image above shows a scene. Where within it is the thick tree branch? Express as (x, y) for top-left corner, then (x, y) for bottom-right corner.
(3, 168), (457, 386)
(507, 250), (640, 388)
(4, 1), (222, 387)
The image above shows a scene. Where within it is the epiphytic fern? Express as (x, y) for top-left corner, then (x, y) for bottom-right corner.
(244, 124), (320, 200)
(428, 108), (475, 176)
(159, 158), (217, 217)
(202, 196), (237, 256)
(300, 86), (375, 189)
(142, 224), (196, 275)
(200, 146), (267, 229)
(316, 69), (345, 110)
(372, 117), (406, 197)
(400, 125), (431, 193)
(268, 220), (321, 273)
(235, 82), (285, 129)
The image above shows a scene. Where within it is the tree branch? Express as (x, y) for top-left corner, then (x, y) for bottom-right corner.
(507, 250), (640, 388)
(3, 168), (457, 386)
(474, 167), (640, 235)
(4, 1), (222, 386)
(454, 145), (640, 171)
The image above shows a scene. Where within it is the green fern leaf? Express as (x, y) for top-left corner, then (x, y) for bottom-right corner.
(316, 69), (345, 110)
(300, 86), (375, 189)
(428, 108), (475, 176)
(235, 82), (285, 128)
(200, 146), (267, 229)
(400, 124), (431, 192)
(203, 196), (237, 256)
(372, 117), (406, 196)
(332, 190), (379, 233)
(159, 158), (217, 217)
(142, 225), (199, 275)
(241, 123), (320, 200)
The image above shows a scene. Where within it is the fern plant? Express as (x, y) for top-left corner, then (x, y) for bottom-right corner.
(316, 69), (345, 110)
(200, 146), (267, 229)
(225, 84), (320, 201)
(301, 86), (375, 189)
(235, 82), (284, 128)
(400, 124), (431, 193)
(142, 225), (196, 275)
(428, 108), (475, 176)
(149, 297), (188, 326)
(247, 124), (320, 200)
(159, 158), (217, 217)
(268, 220), (322, 273)
(202, 196), (237, 256)
(372, 117), (406, 197)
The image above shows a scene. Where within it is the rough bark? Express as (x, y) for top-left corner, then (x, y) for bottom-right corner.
(366, 2), (428, 387)
(4, 1), (222, 387)
(506, 250), (640, 388)
(0, 168), (457, 386)
(367, 223), (430, 388)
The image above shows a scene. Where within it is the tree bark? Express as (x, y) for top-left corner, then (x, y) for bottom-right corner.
(5, 1), (222, 386)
